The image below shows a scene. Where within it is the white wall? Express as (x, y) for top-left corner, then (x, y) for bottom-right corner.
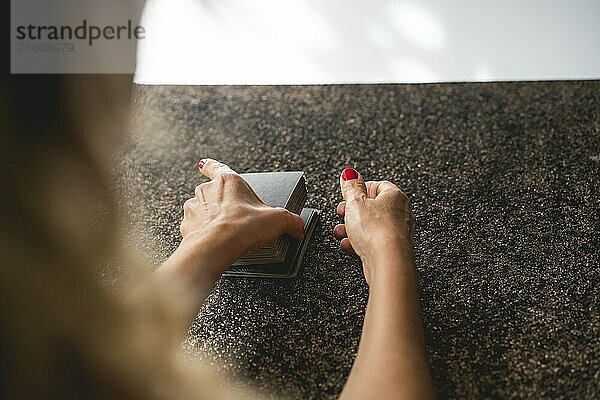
(135, 0), (600, 84)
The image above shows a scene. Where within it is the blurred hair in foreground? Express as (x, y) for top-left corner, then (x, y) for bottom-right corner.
(0, 74), (258, 399)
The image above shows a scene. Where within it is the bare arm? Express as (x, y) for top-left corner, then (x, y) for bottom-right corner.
(148, 159), (304, 329)
(340, 247), (434, 399)
(333, 169), (435, 399)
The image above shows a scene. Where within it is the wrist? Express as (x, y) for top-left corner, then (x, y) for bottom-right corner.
(361, 238), (416, 284)
(151, 220), (249, 324)
(362, 234), (413, 266)
(177, 219), (247, 277)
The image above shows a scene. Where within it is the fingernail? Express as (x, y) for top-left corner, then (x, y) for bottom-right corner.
(342, 167), (358, 181)
(198, 159), (206, 169)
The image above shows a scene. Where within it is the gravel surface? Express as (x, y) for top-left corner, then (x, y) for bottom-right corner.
(118, 81), (600, 399)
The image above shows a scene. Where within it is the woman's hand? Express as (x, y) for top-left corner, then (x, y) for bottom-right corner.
(333, 168), (415, 284)
(175, 158), (303, 278)
(334, 168), (435, 400)
(153, 159), (303, 324)
(182, 158), (304, 262)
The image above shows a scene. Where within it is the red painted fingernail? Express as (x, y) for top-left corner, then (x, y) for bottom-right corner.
(198, 160), (206, 169)
(342, 167), (358, 181)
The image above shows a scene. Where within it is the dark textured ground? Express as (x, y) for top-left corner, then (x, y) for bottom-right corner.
(118, 81), (599, 399)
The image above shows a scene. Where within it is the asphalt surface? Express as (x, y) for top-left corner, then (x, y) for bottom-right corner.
(118, 81), (599, 399)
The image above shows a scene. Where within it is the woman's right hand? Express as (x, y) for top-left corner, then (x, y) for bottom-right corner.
(333, 168), (415, 284)
(334, 169), (435, 399)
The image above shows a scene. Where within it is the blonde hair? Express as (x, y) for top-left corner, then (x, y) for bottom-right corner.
(0, 75), (256, 399)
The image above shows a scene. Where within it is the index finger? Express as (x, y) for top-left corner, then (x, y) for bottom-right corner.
(365, 180), (400, 198)
(198, 158), (238, 180)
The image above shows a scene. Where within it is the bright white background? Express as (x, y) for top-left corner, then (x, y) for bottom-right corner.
(135, 0), (600, 84)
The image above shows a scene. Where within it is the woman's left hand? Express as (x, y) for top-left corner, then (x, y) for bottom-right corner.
(153, 159), (304, 323)
(180, 158), (304, 272)
(162, 159), (304, 282)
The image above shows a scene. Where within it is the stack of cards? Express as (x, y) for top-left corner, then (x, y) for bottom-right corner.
(233, 172), (306, 266)
(224, 171), (319, 278)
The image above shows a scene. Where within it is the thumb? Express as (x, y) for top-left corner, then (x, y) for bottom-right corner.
(340, 167), (367, 201)
(273, 208), (305, 240)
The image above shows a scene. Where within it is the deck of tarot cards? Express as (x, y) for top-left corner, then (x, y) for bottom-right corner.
(223, 171), (319, 279)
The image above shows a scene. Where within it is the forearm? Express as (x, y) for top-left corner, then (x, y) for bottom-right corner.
(153, 238), (219, 326)
(340, 249), (435, 400)
(153, 222), (245, 327)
